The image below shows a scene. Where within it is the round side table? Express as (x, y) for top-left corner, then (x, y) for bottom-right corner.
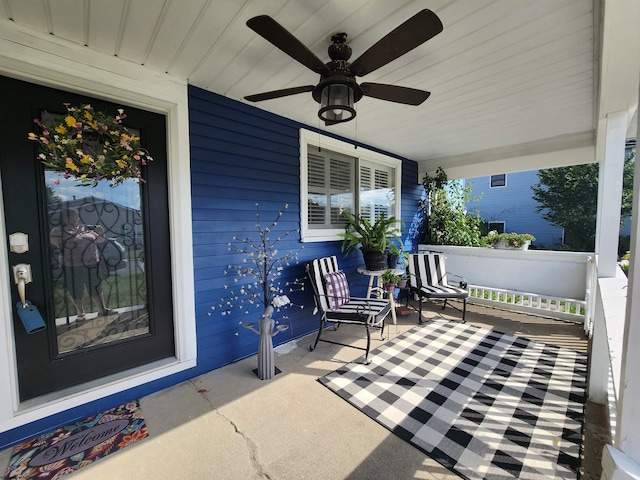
(357, 266), (404, 328)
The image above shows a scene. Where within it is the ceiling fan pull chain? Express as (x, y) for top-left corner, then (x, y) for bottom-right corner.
(354, 104), (358, 150)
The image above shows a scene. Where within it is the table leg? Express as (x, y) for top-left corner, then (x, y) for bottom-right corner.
(383, 289), (399, 334)
(366, 274), (375, 298)
(388, 291), (397, 326)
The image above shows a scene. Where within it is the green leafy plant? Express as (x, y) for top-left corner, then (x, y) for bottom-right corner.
(620, 251), (630, 276)
(419, 167), (486, 247)
(485, 231), (536, 248)
(387, 239), (409, 267)
(381, 269), (405, 285)
(338, 211), (401, 255)
(531, 153), (635, 252)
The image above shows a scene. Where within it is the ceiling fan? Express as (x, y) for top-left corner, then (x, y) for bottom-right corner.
(244, 9), (443, 126)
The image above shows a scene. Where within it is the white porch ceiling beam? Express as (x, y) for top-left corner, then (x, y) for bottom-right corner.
(419, 132), (595, 181)
(596, 0), (640, 120)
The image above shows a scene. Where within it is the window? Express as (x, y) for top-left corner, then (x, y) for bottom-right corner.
(300, 129), (401, 242)
(488, 221), (505, 234)
(306, 145), (356, 230)
(490, 174), (506, 188)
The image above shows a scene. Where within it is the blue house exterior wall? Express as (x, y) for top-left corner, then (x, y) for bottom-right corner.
(190, 85), (422, 371)
(0, 85), (422, 449)
(466, 171), (564, 248)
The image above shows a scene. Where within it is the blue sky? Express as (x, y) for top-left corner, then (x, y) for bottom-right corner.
(46, 171), (141, 209)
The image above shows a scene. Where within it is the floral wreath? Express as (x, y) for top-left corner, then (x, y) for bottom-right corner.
(28, 103), (152, 187)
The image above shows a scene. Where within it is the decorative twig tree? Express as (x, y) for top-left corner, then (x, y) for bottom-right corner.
(209, 203), (304, 379)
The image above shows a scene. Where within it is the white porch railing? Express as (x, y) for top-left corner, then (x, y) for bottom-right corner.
(418, 245), (596, 330)
(589, 266), (628, 442)
(467, 285), (586, 322)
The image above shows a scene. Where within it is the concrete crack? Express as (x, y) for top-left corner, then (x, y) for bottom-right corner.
(190, 380), (273, 480)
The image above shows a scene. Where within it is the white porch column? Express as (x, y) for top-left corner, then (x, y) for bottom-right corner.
(595, 0), (640, 477)
(613, 99), (640, 467)
(595, 111), (628, 278)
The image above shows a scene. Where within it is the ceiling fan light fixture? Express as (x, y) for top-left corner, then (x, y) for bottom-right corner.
(318, 83), (355, 123)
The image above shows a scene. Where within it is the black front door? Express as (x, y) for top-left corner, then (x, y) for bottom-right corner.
(0, 75), (175, 401)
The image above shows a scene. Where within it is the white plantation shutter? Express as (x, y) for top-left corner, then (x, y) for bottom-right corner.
(307, 146), (355, 229)
(359, 165), (372, 221)
(307, 151), (327, 226)
(374, 169), (390, 220)
(359, 160), (395, 223)
(330, 157), (352, 224)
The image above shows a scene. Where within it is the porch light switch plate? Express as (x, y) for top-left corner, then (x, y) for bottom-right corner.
(9, 232), (28, 254)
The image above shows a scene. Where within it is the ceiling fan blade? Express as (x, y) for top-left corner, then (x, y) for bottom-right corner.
(361, 83), (431, 105)
(350, 9), (443, 77)
(245, 85), (315, 102)
(247, 15), (329, 75)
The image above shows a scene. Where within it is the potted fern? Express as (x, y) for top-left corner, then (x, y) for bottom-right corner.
(381, 269), (406, 291)
(338, 211), (401, 271)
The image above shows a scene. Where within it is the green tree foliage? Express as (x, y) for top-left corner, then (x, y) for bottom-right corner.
(420, 167), (486, 246)
(531, 151), (634, 251)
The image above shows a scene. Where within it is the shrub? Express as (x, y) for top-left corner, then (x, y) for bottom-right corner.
(420, 167), (486, 247)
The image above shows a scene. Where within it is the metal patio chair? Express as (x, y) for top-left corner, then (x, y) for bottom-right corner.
(407, 252), (468, 323)
(306, 256), (391, 364)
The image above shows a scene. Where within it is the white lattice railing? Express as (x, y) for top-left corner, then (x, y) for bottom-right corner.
(418, 245), (595, 328)
(467, 284), (586, 322)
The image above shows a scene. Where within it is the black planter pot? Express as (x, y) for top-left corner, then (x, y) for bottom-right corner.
(387, 252), (399, 268)
(360, 247), (388, 271)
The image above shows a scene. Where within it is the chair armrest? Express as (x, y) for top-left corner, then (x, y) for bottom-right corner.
(447, 272), (468, 289)
(406, 271), (421, 289)
(406, 269), (467, 290)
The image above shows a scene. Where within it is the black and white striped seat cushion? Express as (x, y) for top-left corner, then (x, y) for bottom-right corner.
(415, 283), (467, 299)
(327, 297), (390, 326)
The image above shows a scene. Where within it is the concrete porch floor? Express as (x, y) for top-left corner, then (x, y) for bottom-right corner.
(1, 303), (607, 479)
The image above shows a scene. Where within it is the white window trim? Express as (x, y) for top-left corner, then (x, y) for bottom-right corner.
(488, 221), (506, 234)
(0, 22), (196, 433)
(300, 128), (402, 242)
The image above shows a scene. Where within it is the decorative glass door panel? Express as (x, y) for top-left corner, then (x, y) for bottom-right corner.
(46, 172), (149, 354)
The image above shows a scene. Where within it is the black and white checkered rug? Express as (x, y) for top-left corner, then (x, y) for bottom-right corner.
(319, 319), (586, 479)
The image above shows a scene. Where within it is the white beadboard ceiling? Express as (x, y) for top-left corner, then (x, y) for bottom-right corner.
(1, 0), (631, 175)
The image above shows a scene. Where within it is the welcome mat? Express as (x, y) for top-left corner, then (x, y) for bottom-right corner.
(4, 400), (147, 480)
(319, 319), (587, 479)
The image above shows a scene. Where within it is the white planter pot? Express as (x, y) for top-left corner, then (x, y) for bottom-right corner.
(493, 239), (531, 251)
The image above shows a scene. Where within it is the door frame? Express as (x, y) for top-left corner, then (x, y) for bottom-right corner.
(0, 22), (196, 432)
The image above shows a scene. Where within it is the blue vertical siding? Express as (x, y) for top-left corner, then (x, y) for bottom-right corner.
(189, 87), (309, 372)
(402, 162), (423, 251)
(466, 171), (564, 248)
(189, 85), (421, 373)
(0, 86), (422, 449)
